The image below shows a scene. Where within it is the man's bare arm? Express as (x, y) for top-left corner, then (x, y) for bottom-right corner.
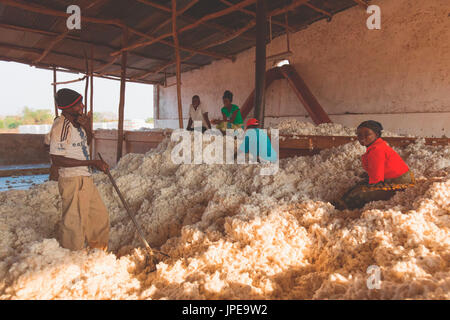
(51, 155), (109, 173)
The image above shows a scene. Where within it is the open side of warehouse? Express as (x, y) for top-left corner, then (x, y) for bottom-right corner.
(155, 0), (450, 137)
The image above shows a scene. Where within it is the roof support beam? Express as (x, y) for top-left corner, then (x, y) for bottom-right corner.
(33, 29), (70, 63)
(269, 0), (309, 17)
(0, 54), (159, 85)
(0, 22), (202, 68)
(0, 42), (154, 74)
(111, 0), (256, 57)
(0, 0), (233, 62)
(135, 0), (171, 12)
(353, 0), (369, 9)
(218, 0), (295, 32)
(33, 0), (110, 64)
(304, 3), (332, 18)
(132, 18), (256, 81)
(177, 0), (199, 15)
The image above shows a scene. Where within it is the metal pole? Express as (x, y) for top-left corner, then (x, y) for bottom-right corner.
(254, 0), (267, 127)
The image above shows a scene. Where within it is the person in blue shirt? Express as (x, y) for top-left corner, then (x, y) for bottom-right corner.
(238, 118), (277, 163)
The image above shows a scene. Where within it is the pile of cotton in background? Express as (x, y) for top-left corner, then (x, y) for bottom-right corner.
(0, 125), (448, 299)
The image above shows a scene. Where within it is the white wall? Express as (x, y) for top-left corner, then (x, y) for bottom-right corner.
(156, 0), (450, 137)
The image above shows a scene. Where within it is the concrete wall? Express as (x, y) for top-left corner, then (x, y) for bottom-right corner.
(0, 134), (49, 166)
(156, 0), (450, 137)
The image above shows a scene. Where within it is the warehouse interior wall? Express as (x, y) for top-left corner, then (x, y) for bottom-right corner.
(155, 0), (450, 137)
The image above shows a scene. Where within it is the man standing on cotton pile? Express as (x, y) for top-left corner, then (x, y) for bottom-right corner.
(49, 88), (110, 251)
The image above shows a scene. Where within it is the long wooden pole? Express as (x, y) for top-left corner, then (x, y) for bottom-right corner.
(84, 50), (89, 114)
(254, 0), (267, 127)
(156, 84), (160, 120)
(117, 28), (128, 162)
(172, 0), (183, 129)
(53, 67), (58, 117)
(90, 46), (94, 160)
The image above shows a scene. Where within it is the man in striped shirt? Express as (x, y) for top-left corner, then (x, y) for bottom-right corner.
(49, 88), (110, 251)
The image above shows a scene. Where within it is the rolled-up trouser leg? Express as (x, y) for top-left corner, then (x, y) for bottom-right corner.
(58, 177), (88, 250)
(84, 177), (110, 250)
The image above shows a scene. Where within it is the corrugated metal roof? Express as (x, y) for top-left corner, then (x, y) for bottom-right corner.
(0, 0), (365, 85)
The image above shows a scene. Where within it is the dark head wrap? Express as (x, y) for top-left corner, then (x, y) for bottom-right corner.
(55, 88), (83, 110)
(357, 120), (383, 137)
(223, 90), (233, 102)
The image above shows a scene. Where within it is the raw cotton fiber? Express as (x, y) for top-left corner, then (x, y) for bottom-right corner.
(0, 131), (448, 299)
(275, 119), (408, 140)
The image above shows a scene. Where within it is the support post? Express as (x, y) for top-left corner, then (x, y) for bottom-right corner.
(53, 67), (58, 117)
(156, 84), (160, 120)
(90, 46), (94, 160)
(172, 0), (183, 129)
(117, 28), (128, 163)
(254, 0), (267, 127)
(84, 51), (89, 115)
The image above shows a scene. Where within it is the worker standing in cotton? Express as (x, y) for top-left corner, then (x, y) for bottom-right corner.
(335, 120), (415, 210)
(49, 88), (110, 251)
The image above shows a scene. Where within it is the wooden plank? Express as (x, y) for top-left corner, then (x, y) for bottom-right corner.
(173, 0), (183, 129)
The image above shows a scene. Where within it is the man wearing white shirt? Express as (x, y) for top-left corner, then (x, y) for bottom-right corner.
(49, 88), (110, 252)
(186, 95), (211, 132)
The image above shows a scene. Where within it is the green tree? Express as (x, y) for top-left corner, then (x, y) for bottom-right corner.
(22, 107), (53, 124)
(4, 116), (21, 129)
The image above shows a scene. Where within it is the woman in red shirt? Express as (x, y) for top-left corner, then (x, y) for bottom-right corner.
(335, 120), (415, 210)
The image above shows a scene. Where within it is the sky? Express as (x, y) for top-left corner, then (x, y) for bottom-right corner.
(0, 61), (154, 120)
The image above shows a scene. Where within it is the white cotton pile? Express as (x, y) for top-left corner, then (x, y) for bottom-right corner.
(0, 134), (449, 299)
(275, 119), (405, 138)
